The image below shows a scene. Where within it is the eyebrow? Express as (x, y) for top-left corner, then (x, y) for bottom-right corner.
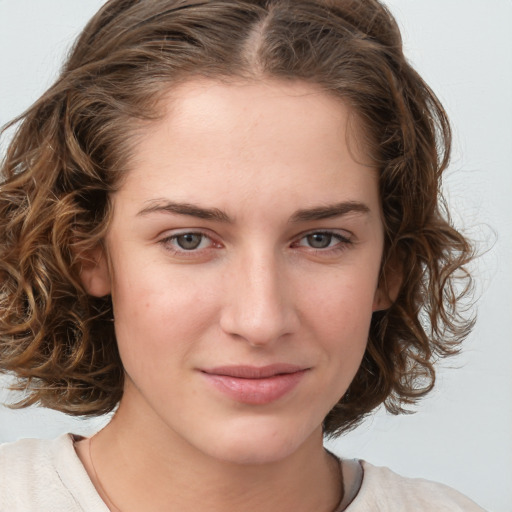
(137, 200), (231, 222)
(289, 201), (371, 222)
(137, 199), (370, 223)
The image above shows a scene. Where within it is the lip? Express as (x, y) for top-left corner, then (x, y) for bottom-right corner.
(200, 364), (309, 405)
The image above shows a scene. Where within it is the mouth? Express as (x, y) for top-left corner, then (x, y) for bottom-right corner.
(199, 364), (309, 405)
(202, 364), (307, 379)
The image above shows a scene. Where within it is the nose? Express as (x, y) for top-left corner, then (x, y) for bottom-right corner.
(219, 250), (300, 347)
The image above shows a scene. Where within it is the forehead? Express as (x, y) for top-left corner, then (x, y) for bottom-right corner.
(116, 78), (379, 216)
(131, 78), (371, 157)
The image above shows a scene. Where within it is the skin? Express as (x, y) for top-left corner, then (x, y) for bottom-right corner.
(78, 79), (390, 512)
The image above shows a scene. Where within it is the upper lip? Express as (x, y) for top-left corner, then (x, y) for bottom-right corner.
(201, 364), (308, 379)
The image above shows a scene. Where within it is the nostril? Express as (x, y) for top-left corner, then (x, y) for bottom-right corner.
(219, 304), (299, 347)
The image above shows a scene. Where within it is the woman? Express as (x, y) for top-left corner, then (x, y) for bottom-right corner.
(0, 0), (484, 510)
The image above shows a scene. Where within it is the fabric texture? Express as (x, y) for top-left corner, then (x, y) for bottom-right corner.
(0, 434), (486, 511)
(338, 460), (486, 511)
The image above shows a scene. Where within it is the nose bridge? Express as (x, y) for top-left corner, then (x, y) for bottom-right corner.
(220, 244), (297, 345)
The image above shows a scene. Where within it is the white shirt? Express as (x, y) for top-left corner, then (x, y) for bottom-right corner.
(0, 435), (486, 511)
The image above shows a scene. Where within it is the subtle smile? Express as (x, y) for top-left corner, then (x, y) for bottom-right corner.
(200, 364), (310, 405)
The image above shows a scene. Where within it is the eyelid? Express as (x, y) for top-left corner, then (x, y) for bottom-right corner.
(292, 229), (354, 252)
(157, 228), (354, 258)
(159, 229), (222, 256)
(295, 228), (353, 242)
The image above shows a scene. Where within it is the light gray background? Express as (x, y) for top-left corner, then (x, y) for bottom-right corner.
(0, 2), (510, 511)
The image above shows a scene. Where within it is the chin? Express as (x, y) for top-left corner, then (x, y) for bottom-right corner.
(197, 418), (320, 466)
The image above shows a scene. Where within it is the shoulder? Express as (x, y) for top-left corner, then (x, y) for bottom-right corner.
(345, 460), (487, 511)
(0, 434), (108, 511)
(0, 436), (57, 495)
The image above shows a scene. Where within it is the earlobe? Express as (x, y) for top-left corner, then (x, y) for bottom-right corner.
(78, 244), (111, 297)
(372, 261), (402, 312)
(372, 288), (390, 312)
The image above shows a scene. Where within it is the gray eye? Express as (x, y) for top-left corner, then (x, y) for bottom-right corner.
(176, 233), (203, 250)
(306, 233), (333, 249)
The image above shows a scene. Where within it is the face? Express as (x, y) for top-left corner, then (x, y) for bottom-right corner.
(85, 79), (387, 464)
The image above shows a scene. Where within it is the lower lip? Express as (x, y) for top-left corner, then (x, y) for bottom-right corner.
(201, 370), (307, 405)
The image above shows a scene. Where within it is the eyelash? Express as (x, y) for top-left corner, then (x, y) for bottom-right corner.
(159, 230), (353, 257)
(291, 231), (353, 254)
(159, 231), (220, 257)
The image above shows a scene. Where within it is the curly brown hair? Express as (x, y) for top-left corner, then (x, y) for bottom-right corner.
(0, 0), (474, 435)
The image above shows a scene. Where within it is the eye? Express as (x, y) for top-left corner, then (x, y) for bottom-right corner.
(304, 232), (336, 249)
(174, 233), (206, 250)
(161, 231), (215, 253)
(294, 231), (352, 251)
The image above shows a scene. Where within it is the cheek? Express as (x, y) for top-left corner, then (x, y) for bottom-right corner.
(296, 280), (375, 414)
(303, 274), (377, 361)
(110, 261), (218, 370)
(304, 268), (377, 324)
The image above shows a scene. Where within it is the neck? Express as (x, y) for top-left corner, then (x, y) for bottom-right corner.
(77, 398), (342, 512)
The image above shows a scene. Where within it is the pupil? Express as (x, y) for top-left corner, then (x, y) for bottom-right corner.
(177, 233), (202, 250)
(308, 233), (331, 249)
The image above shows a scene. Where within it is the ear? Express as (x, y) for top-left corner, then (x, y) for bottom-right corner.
(78, 244), (111, 297)
(372, 258), (402, 312)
